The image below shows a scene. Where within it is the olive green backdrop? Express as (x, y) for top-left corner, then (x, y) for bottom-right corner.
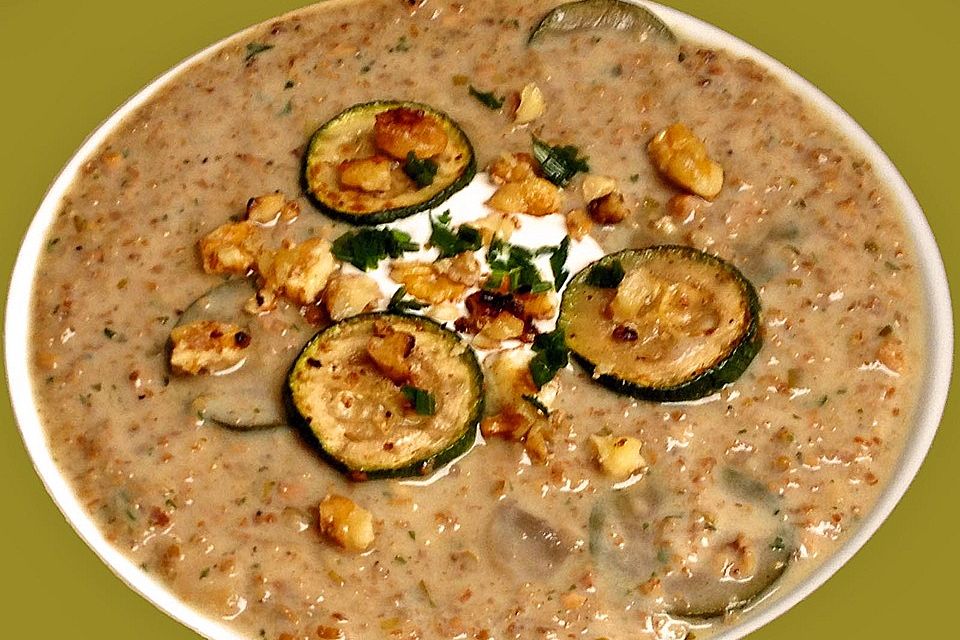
(0, 0), (955, 638)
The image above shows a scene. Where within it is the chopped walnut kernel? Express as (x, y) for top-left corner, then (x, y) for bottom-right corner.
(246, 192), (286, 225)
(648, 123), (724, 199)
(390, 258), (476, 304)
(587, 191), (630, 224)
(565, 208), (594, 240)
(170, 320), (250, 376)
(373, 107), (448, 160)
(259, 237), (337, 305)
(581, 175), (617, 203)
(199, 221), (261, 275)
(324, 271), (382, 320)
(367, 326), (415, 384)
(876, 338), (905, 372)
(514, 83), (546, 124)
(487, 177), (562, 216)
(318, 494), (375, 552)
(471, 211), (520, 244)
(338, 156), (394, 192)
(590, 434), (646, 478)
(487, 152), (539, 185)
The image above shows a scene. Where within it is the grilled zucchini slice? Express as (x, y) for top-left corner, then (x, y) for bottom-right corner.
(286, 313), (483, 480)
(529, 0), (676, 44)
(171, 280), (317, 430)
(589, 470), (793, 619)
(558, 246), (761, 401)
(302, 100), (476, 225)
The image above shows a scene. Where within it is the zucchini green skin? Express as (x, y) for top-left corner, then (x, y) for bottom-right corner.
(174, 280), (295, 431)
(301, 100), (477, 226)
(589, 473), (793, 620)
(285, 313), (484, 480)
(558, 246), (762, 402)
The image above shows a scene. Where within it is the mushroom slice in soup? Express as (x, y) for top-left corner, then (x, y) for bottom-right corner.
(486, 500), (575, 578)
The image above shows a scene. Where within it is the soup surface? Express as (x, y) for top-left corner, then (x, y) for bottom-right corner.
(27, 1), (925, 638)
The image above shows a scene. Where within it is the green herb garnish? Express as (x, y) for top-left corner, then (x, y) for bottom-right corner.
(585, 260), (625, 288)
(429, 211), (482, 258)
(469, 85), (505, 110)
(389, 35), (411, 53)
(532, 136), (590, 186)
(332, 228), (419, 271)
(404, 151), (438, 188)
(419, 579), (437, 608)
(771, 536), (786, 552)
(244, 42), (274, 61)
(402, 385), (437, 416)
(522, 394), (550, 417)
(549, 237), (571, 289)
(485, 238), (552, 294)
(388, 287), (427, 313)
(529, 328), (569, 389)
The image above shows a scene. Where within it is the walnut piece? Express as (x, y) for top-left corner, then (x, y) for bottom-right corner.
(199, 221), (261, 276)
(169, 320), (251, 376)
(324, 272), (382, 321)
(373, 107), (448, 160)
(259, 237), (337, 305)
(486, 177), (562, 217)
(318, 494), (375, 552)
(338, 156), (394, 192)
(590, 434), (646, 478)
(648, 123), (724, 199)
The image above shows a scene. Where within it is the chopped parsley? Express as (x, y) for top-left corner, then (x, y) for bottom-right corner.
(469, 85), (505, 110)
(771, 536), (786, 552)
(401, 385), (437, 416)
(244, 42), (274, 61)
(332, 228), (419, 271)
(429, 211), (482, 258)
(387, 286), (427, 313)
(585, 260), (625, 288)
(549, 237), (571, 289)
(404, 152), (438, 188)
(532, 137), (590, 186)
(485, 238), (552, 294)
(389, 35), (411, 53)
(529, 328), (569, 389)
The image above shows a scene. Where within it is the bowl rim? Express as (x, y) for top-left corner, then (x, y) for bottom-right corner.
(4, 2), (953, 639)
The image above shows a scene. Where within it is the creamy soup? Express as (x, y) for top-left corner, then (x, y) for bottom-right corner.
(27, 1), (924, 639)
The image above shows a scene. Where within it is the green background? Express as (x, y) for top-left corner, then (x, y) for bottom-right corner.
(0, 0), (956, 637)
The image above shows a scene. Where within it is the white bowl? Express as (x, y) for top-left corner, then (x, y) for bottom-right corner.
(4, 2), (953, 639)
